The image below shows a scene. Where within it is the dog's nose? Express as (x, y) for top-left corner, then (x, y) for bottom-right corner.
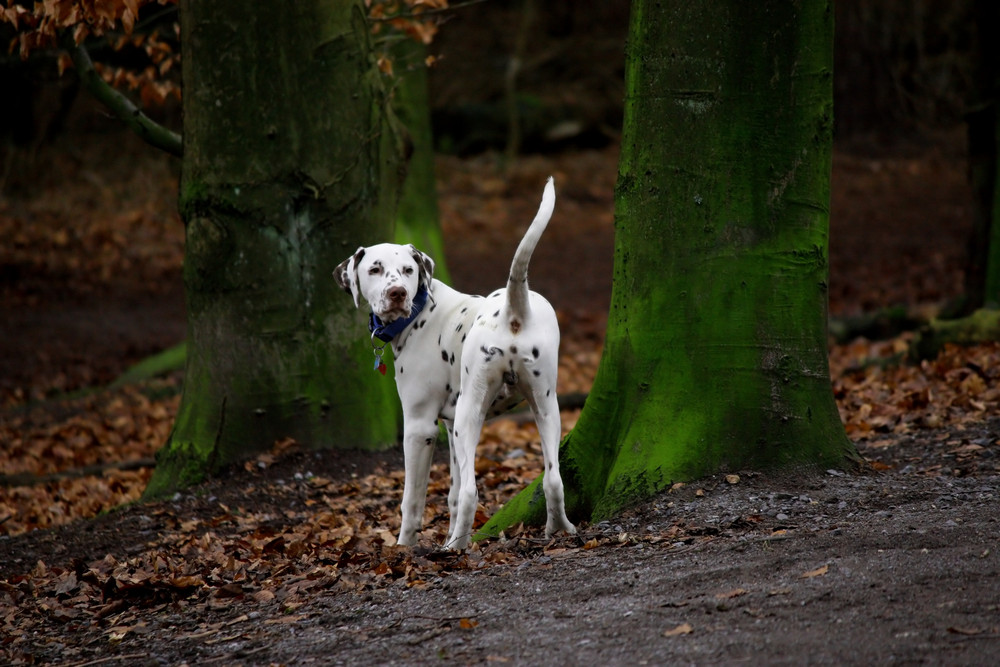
(387, 286), (407, 303)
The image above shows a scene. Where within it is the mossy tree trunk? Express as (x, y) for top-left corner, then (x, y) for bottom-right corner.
(485, 0), (857, 533)
(390, 38), (450, 283)
(146, 0), (402, 497)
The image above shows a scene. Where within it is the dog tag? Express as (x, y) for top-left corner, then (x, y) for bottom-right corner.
(377, 361), (387, 375)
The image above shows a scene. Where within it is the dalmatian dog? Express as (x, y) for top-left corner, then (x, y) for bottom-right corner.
(334, 177), (576, 550)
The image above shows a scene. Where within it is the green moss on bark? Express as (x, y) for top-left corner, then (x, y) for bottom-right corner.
(483, 0), (855, 538)
(146, 0), (402, 498)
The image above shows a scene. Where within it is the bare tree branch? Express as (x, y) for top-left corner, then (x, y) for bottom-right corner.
(64, 35), (183, 158)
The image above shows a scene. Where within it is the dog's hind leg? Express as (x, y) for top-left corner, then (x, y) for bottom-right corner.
(442, 419), (461, 545)
(446, 377), (499, 550)
(398, 418), (439, 547)
(526, 384), (576, 538)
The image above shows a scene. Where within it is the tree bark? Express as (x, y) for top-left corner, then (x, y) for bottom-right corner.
(965, 0), (1000, 310)
(146, 0), (402, 497)
(390, 38), (450, 283)
(485, 0), (857, 533)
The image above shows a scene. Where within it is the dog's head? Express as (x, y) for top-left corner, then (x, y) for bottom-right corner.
(334, 243), (435, 321)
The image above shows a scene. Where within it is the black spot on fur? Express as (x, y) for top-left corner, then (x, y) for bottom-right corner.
(493, 310), (500, 318)
(446, 383), (451, 392)
(480, 345), (504, 363)
(438, 334), (442, 345)
(425, 437), (434, 446)
(503, 371), (518, 385)
(490, 290), (501, 298)
(464, 366), (469, 375)
(547, 461), (553, 471)
(510, 345), (518, 354)
(429, 303), (437, 311)
(533, 370), (541, 377)
(450, 352), (455, 365)
(455, 323), (463, 332)
(532, 347), (540, 359)
(460, 307), (468, 313)
(546, 389), (551, 397)
(399, 366), (404, 374)
(441, 350), (449, 362)
(461, 334), (467, 342)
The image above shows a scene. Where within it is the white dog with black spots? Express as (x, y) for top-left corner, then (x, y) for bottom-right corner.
(334, 177), (576, 550)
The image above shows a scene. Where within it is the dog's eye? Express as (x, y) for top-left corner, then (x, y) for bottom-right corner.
(368, 266), (382, 275)
(403, 266), (415, 275)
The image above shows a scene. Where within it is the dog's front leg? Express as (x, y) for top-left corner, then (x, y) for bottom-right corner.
(398, 419), (438, 547)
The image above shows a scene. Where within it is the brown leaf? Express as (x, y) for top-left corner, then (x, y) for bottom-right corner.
(252, 590), (276, 603)
(800, 564), (829, 579)
(663, 622), (693, 637)
(715, 588), (747, 600)
(214, 583), (244, 598)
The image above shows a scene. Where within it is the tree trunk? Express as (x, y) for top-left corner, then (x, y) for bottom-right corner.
(485, 0), (857, 533)
(964, 0), (1000, 311)
(391, 38), (450, 283)
(146, 0), (402, 497)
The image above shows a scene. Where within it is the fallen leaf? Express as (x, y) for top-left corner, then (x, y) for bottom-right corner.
(800, 564), (829, 578)
(459, 617), (479, 629)
(715, 588), (747, 600)
(663, 622), (693, 637)
(725, 474), (740, 485)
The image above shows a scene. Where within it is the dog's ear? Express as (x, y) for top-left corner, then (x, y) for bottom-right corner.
(334, 246), (366, 308)
(408, 245), (435, 292)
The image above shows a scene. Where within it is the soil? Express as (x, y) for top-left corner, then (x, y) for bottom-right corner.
(2, 78), (999, 667)
(2, 424), (998, 665)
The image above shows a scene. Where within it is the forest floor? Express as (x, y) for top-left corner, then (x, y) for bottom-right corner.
(2, 119), (1000, 665)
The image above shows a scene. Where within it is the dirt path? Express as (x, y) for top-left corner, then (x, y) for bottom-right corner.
(2, 422), (997, 665)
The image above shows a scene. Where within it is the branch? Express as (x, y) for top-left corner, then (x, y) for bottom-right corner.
(370, 0), (489, 23)
(64, 35), (183, 157)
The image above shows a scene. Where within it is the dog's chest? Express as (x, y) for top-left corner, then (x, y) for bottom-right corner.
(393, 293), (523, 421)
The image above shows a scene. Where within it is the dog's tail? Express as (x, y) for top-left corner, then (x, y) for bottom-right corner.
(506, 176), (555, 329)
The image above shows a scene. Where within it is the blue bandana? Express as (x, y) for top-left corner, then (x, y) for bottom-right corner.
(368, 286), (430, 343)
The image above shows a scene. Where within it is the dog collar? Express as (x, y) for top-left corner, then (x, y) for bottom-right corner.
(368, 285), (429, 343)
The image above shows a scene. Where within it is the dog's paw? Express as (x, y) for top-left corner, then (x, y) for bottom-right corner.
(443, 537), (470, 551)
(545, 519), (577, 539)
